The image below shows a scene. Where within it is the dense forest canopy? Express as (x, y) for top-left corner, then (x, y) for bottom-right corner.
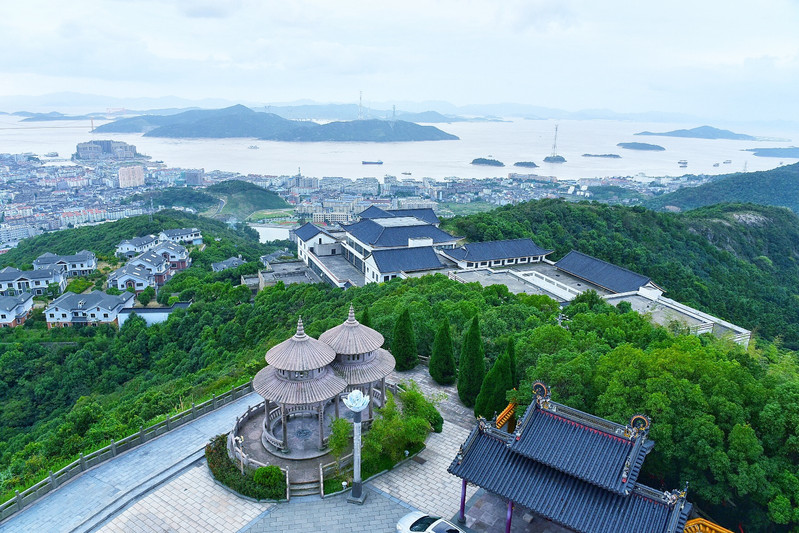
(442, 199), (799, 348)
(645, 163), (799, 214)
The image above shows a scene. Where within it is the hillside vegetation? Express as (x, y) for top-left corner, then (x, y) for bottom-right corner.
(0, 274), (797, 529)
(646, 163), (799, 213)
(205, 180), (289, 220)
(442, 199), (799, 347)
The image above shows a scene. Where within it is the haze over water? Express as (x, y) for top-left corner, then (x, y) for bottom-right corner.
(0, 116), (795, 181)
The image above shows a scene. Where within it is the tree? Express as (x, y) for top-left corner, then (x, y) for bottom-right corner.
(328, 417), (352, 472)
(506, 338), (518, 389)
(474, 349), (513, 419)
(457, 316), (485, 407)
(360, 307), (372, 328)
(137, 286), (155, 306)
(429, 318), (456, 385)
(392, 308), (418, 371)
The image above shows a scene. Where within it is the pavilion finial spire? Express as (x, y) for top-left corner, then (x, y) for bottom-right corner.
(296, 316), (306, 337)
(348, 304), (357, 323)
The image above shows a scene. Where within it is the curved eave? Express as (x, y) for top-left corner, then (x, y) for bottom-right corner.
(253, 366), (347, 405)
(319, 323), (384, 355)
(330, 348), (396, 386)
(264, 335), (337, 371)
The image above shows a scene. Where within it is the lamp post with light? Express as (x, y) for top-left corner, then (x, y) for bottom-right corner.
(343, 389), (370, 504)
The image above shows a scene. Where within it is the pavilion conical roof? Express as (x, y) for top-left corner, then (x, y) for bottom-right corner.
(319, 304), (384, 355)
(265, 317), (337, 371)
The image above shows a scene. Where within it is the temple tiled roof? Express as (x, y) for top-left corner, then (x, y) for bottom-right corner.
(342, 218), (457, 248)
(443, 238), (553, 262)
(358, 206), (439, 226)
(555, 250), (654, 294)
(330, 348), (395, 386)
(253, 365), (347, 405)
(294, 222), (329, 242)
(369, 246), (443, 274)
(264, 318), (337, 371)
(509, 402), (654, 494)
(449, 426), (691, 533)
(319, 305), (384, 354)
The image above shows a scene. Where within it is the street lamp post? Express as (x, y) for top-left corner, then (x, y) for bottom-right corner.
(343, 389), (370, 505)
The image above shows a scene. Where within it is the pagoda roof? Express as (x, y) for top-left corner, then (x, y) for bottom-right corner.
(253, 365), (346, 405)
(265, 318), (337, 371)
(510, 400), (654, 494)
(449, 426), (691, 533)
(330, 348), (395, 386)
(319, 305), (384, 354)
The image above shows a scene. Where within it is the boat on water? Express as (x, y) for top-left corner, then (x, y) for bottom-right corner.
(362, 160), (383, 165)
(248, 145), (259, 149)
(713, 163), (720, 167)
(723, 160), (732, 164)
(401, 171), (412, 175)
(44, 152), (58, 157)
(678, 160), (688, 168)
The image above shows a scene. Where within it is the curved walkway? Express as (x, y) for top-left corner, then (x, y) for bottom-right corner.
(0, 392), (262, 533)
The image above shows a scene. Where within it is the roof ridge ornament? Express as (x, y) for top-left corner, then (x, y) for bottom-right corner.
(624, 413), (651, 439)
(533, 381), (552, 410)
(296, 316), (306, 338)
(347, 304), (357, 324)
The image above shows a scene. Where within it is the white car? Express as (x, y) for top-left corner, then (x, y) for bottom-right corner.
(396, 511), (466, 533)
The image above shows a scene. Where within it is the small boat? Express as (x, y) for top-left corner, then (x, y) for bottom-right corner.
(723, 160), (732, 164)
(362, 160), (383, 165)
(44, 152), (58, 157)
(402, 171), (412, 175)
(248, 145), (259, 149)
(713, 163), (720, 167)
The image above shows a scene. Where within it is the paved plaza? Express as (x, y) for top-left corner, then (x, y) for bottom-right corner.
(0, 366), (568, 533)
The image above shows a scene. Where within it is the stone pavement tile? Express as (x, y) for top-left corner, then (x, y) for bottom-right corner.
(241, 487), (414, 533)
(97, 461), (271, 533)
(1, 392), (262, 533)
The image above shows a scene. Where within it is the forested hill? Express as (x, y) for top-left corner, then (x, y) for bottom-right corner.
(441, 199), (799, 347)
(0, 210), (260, 267)
(645, 163), (799, 213)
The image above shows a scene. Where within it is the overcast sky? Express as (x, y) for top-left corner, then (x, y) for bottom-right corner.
(2, 0), (798, 120)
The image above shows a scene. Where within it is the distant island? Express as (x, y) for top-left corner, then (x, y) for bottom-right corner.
(635, 125), (758, 141)
(94, 105), (459, 142)
(543, 155), (567, 163)
(471, 158), (504, 167)
(21, 112), (100, 122)
(513, 161), (538, 168)
(617, 142), (665, 151)
(744, 147), (799, 158)
(582, 153), (621, 158)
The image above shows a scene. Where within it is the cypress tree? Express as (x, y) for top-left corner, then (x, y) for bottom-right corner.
(429, 318), (456, 385)
(457, 316), (485, 407)
(392, 308), (418, 371)
(507, 338), (518, 388)
(474, 350), (513, 419)
(360, 307), (372, 328)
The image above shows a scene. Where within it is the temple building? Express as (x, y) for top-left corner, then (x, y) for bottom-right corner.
(250, 305), (395, 458)
(449, 382), (692, 533)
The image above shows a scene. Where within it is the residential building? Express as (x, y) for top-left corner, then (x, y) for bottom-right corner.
(107, 264), (155, 294)
(116, 235), (159, 258)
(33, 250), (97, 277)
(0, 292), (33, 327)
(118, 166), (145, 188)
(128, 250), (172, 286)
(75, 140), (137, 160)
(45, 290), (135, 328)
(212, 257), (247, 272)
(158, 228), (203, 245)
(0, 266), (67, 296)
(152, 241), (191, 270)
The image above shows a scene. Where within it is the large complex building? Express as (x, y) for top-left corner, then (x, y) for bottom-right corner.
(118, 166), (145, 188)
(294, 207), (752, 346)
(75, 140), (138, 160)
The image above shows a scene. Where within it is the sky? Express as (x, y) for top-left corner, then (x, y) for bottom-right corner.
(1, 0), (798, 121)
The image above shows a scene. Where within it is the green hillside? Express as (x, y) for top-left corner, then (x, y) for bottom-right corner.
(0, 210), (263, 267)
(126, 188), (218, 212)
(205, 180), (289, 220)
(645, 163), (799, 213)
(442, 199), (799, 347)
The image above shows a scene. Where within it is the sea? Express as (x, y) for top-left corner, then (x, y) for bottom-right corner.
(1, 116), (796, 182)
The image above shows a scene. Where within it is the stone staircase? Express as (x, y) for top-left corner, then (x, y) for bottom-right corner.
(289, 479), (320, 498)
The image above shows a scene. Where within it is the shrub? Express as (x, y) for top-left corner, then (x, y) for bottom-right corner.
(205, 435), (285, 501)
(398, 381), (444, 433)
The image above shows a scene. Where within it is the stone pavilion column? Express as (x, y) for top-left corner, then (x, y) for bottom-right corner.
(281, 404), (289, 453)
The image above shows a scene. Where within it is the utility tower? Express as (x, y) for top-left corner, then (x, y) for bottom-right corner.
(358, 91), (363, 120)
(551, 125), (559, 157)
(149, 197), (154, 222)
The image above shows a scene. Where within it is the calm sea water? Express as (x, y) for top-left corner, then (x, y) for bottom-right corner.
(0, 116), (795, 181)
(252, 226), (291, 242)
